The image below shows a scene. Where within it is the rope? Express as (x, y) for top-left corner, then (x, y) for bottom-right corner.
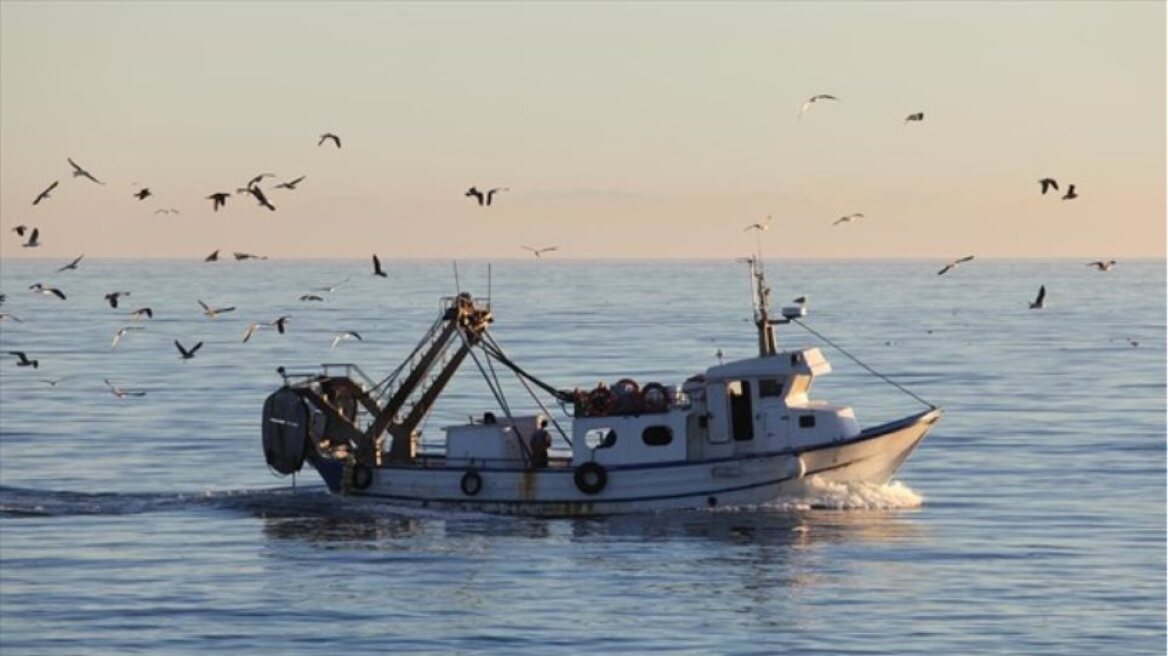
(790, 318), (936, 410)
(482, 332), (573, 448)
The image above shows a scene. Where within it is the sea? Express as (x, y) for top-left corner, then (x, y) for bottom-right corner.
(0, 258), (1163, 655)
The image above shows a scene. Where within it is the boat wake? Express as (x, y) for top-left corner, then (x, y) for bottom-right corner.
(0, 484), (328, 518)
(765, 477), (924, 511)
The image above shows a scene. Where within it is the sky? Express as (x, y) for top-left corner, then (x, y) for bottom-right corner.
(0, 1), (1164, 260)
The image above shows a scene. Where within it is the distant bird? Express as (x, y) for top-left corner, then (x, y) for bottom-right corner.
(22, 227), (41, 248)
(153, 208), (180, 215)
(793, 295), (809, 306)
(798, 94), (838, 117)
(174, 340), (203, 360)
(198, 300), (236, 318)
(466, 186), (509, 206)
(319, 133), (341, 148)
(8, 351), (38, 368)
(204, 249), (220, 262)
(104, 291), (131, 308)
(233, 252), (266, 261)
(522, 245), (559, 258)
(331, 331), (363, 349)
(240, 185), (276, 211)
(937, 255), (975, 276)
(12, 225), (28, 237)
(313, 277), (350, 293)
(0, 312), (24, 322)
(33, 181), (59, 205)
(67, 157), (104, 185)
(105, 379), (146, 398)
(111, 326), (144, 350)
(1038, 178), (1059, 195)
(299, 294), (325, 302)
(1087, 260), (1116, 271)
(744, 215), (771, 232)
(372, 254), (388, 277)
(1029, 285), (1046, 309)
(246, 173), (275, 188)
(275, 175), (306, 190)
(1062, 184), (1078, 200)
(273, 315), (291, 334)
(904, 112), (924, 124)
(242, 322), (266, 343)
(39, 376), (74, 387)
(56, 254), (84, 273)
(716, 348), (724, 365)
(29, 283), (65, 300)
(206, 193), (230, 211)
(133, 188), (151, 200)
(130, 307), (154, 320)
(833, 213), (864, 226)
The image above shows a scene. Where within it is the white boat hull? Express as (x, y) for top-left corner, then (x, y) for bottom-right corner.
(308, 409), (941, 517)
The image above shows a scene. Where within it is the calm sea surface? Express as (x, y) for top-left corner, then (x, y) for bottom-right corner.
(0, 259), (1164, 655)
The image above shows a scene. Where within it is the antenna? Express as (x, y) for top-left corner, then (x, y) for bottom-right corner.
(452, 261), (462, 295)
(487, 262), (493, 309)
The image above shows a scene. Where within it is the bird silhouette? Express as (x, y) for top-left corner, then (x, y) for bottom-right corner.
(1038, 178), (1059, 195)
(56, 255), (84, 273)
(233, 252), (266, 261)
(111, 326), (144, 349)
(833, 213), (864, 226)
(744, 215), (771, 232)
(29, 283), (65, 300)
(372, 254), (388, 278)
(174, 340), (203, 360)
(8, 351), (38, 368)
(130, 307), (154, 320)
(798, 94), (838, 117)
(1029, 285), (1046, 309)
(273, 315), (291, 334)
(937, 255), (975, 276)
(299, 294), (325, 302)
(68, 157), (104, 185)
(246, 173), (275, 188)
(1062, 184), (1078, 200)
(12, 225), (28, 237)
(104, 291), (131, 308)
(105, 379), (146, 398)
(198, 300), (235, 318)
(331, 331), (363, 349)
(133, 188), (151, 200)
(275, 175), (306, 190)
(1087, 260), (1116, 271)
(204, 249), (220, 262)
(522, 245), (559, 258)
(240, 185), (275, 211)
(21, 227), (40, 248)
(319, 133), (341, 148)
(33, 181), (58, 205)
(206, 193), (230, 211)
(904, 112), (924, 124)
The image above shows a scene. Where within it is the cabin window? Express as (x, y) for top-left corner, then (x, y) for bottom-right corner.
(799, 415), (816, 429)
(759, 378), (785, 398)
(642, 425), (673, 446)
(728, 380), (754, 441)
(585, 428), (618, 449)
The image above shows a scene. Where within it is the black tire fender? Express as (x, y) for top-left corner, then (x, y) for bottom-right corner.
(574, 462), (608, 495)
(460, 469), (483, 496)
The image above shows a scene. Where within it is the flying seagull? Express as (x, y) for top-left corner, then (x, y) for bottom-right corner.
(1029, 285), (1046, 309)
(744, 215), (771, 232)
(68, 157), (105, 185)
(29, 283), (66, 300)
(246, 173), (275, 188)
(104, 291), (131, 308)
(313, 277), (351, 293)
(331, 331), (363, 349)
(242, 322), (267, 343)
(1038, 178), (1059, 195)
(12, 225), (28, 237)
(21, 227), (40, 248)
(832, 213), (864, 226)
(105, 379), (146, 398)
(0, 312), (24, 322)
(204, 249), (220, 262)
(133, 188), (152, 200)
(904, 112), (924, 124)
(319, 133), (341, 148)
(111, 326), (144, 350)
(240, 185), (276, 211)
(198, 300), (236, 318)
(372, 254), (388, 278)
(56, 254), (85, 273)
(522, 245), (559, 258)
(799, 94), (838, 117)
(33, 181), (59, 205)
(1087, 260), (1116, 271)
(130, 307), (154, 320)
(1062, 184), (1078, 201)
(206, 193), (230, 211)
(299, 294), (325, 302)
(273, 315), (291, 334)
(153, 208), (180, 215)
(233, 252), (266, 261)
(8, 351), (38, 368)
(937, 255), (975, 276)
(275, 175), (306, 190)
(465, 186), (509, 206)
(174, 340), (203, 360)
(39, 376), (74, 387)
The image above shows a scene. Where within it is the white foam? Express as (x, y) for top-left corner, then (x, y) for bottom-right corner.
(766, 476), (924, 511)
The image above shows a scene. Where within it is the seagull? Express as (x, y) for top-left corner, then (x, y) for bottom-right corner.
(33, 181), (59, 205)
(793, 295), (809, 306)
(331, 331), (363, 349)
(56, 254), (84, 273)
(174, 340), (203, 360)
(153, 208), (180, 215)
(204, 249), (220, 262)
(313, 277), (350, 293)
(67, 157), (104, 184)
(0, 312), (24, 322)
(111, 326), (144, 349)
(246, 173), (275, 188)
(133, 188), (152, 200)
(372, 254), (388, 277)
(242, 321), (267, 343)
(39, 376), (74, 387)
(465, 187), (485, 205)
(937, 255), (975, 276)
(798, 94), (838, 117)
(206, 193), (230, 211)
(240, 185), (275, 211)
(29, 283), (66, 300)
(1029, 285), (1046, 309)
(904, 112), (924, 124)
(105, 379), (147, 398)
(1062, 184), (1078, 200)
(319, 133), (341, 148)
(299, 294), (325, 302)
(233, 252), (267, 261)
(275, 175), (306, 190)
(12, 225), (28, 237)
(522, 245), (559, 258)
(8, 351), (39, 368)
(198, 300), (236, 318)
(130, 307), (154, 320)
(104, 291), (131, 308)
(466, 186), (509, 206)
(1087, 260), (1116, 271)
(832, 213), (864, 226)
(1038, 178), (1059, 195)
(22, 227), (41, 248)
(273, 315), (291, 334)
(744, 215), (771, 232)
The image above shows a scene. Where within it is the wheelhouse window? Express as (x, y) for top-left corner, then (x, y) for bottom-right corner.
(642, 425), (673, 446)
(759, 378), (786, 398)
(799, 415), (816, 429)
(728, 380), (754, 441)
(585, 428), (618, 449)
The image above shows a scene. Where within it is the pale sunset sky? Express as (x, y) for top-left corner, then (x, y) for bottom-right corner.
(1, 1), (1164, 260)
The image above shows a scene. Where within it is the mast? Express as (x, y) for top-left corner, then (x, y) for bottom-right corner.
(748, 257), (778, 356)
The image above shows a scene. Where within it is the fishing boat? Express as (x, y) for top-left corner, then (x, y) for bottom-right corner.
(261, 259), (941, 516)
